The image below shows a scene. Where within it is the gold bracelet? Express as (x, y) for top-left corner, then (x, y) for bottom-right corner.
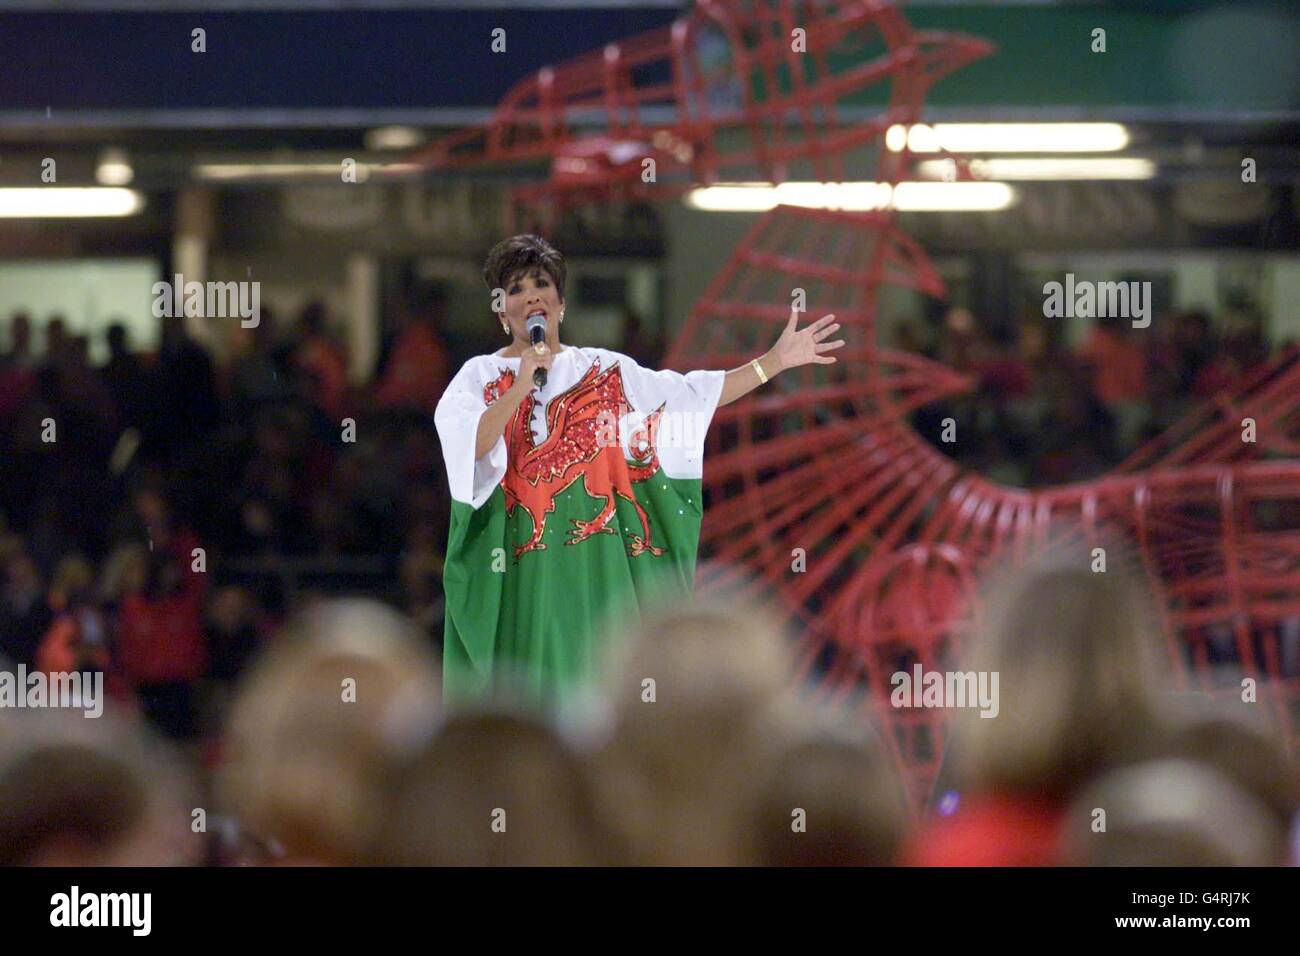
(750, 356), (768, 385)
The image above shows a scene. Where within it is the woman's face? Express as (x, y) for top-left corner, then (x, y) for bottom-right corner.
(498, 268), (563, 341)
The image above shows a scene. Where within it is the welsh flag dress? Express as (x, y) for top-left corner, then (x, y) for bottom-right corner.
(434, 345), (726, 706)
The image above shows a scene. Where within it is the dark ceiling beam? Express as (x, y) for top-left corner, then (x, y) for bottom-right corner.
(3, 105), (1298, 132)
(0, 1), (682, 8)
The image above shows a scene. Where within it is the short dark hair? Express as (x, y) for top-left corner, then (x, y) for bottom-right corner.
(482, 234), (566, 306)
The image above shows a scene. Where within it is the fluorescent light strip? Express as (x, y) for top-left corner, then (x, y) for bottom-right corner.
(917, 157), (1156, 180)
(193, 162), (369, 181)
(365, 126), (425, 151)
(886, 123), (1130, 153)
(893, 182), (1017, 211)
(191, 161), (424, 182)
(0, 188), (144, 217)
(686, 181), (1016, 212)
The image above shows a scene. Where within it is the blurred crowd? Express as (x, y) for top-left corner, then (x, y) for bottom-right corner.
(909, 304), (1281, 486)
(0, 296), (1297, 866)
(2, 296), (1275, 743)
(0, 298), (454, 742)
(0, 548), (1295, 866)
(0, 294), (666, 747)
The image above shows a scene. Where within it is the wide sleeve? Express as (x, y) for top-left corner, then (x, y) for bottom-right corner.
(608, 350), (726, 480)
(434, 358), (509, 509)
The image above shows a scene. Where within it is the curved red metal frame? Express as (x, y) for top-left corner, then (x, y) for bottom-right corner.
(410, 0), (993, 232)
(420, 0), (1300, 809)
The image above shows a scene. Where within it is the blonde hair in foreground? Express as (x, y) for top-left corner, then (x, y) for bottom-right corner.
(218, 598), (440, 864)
(373, 710), (618, 866)
(1060, 759), (1285, 866)
(592, 594), (795, 865)
(952, 532), (1171, 799)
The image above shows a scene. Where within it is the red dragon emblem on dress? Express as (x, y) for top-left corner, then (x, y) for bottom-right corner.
(484, 357), (668, 561)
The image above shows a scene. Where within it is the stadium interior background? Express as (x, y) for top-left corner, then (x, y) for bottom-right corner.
(0, 0), (1298, 780)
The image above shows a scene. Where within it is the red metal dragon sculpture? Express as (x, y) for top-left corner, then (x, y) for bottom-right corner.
(415, 0), (1300, 809)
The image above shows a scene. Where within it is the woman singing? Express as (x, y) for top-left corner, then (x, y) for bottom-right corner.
(435, 234), (843, 706)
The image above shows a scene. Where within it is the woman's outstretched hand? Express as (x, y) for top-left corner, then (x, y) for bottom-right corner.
(769, 308), (845, 372)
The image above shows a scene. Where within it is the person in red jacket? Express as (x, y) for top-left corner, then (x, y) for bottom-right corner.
(292, 300), (349, 421)
(116, 555), (207, 684)
(373, 304), (450, 412)
(116, 549), (207, 739)
(114, 489), (209, 738)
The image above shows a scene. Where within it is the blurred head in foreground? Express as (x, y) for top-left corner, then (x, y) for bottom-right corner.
(1060, 759), (1284, 866)
(906, 533), (1171, 865)
(749, 699), (908, 866)
(951, 534), (1170, 799)
(217, 598), (439, 865)
(591, 595), (797, 865)
(0, 709), (201, 866)
(1109, 696), (1297, 865)
(374, 710), (616, 866)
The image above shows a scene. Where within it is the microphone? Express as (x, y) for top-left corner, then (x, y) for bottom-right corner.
(527, 313), (548, 388)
